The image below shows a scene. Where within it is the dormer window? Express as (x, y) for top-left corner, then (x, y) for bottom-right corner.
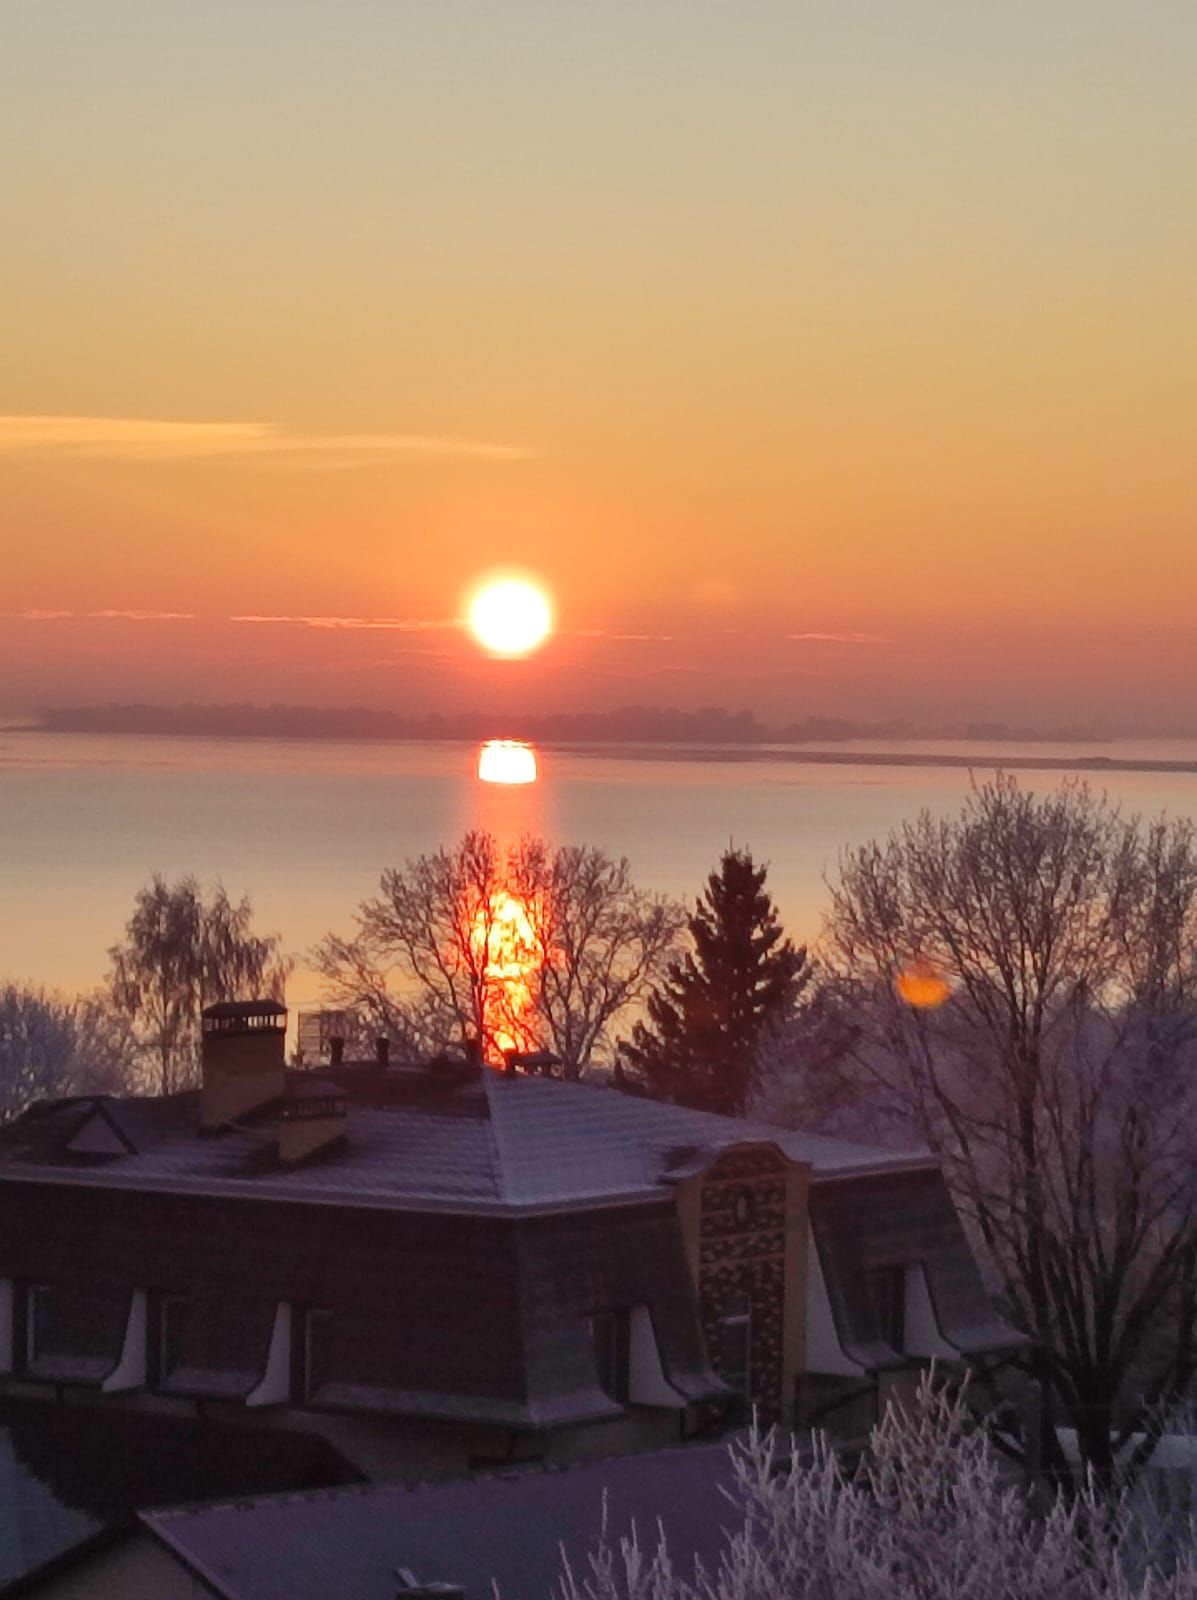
(24, 1283), (52, 1368)
(867, 1265), (906, 1351)
(301, 1308), (334, 1403)
(587, 1309), (630, 1403)
(158, 1293), (187, 1384)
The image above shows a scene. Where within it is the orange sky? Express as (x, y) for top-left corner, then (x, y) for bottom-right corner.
(2, 4), (1195, 730)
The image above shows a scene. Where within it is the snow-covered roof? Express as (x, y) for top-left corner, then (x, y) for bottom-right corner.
(0, 1071), (934, 1217)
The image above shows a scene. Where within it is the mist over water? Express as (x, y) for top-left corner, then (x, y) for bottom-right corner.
(3, 731), (1197, 1009)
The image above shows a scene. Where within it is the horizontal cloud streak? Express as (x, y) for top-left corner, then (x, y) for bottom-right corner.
(0, 416), (535, 464)
(788, 631), (892, 645)
(89, 609), (196, 622)
(572, 628), (675, 642)
(2, 608), (195, 622)
(231, 614), (457, 633)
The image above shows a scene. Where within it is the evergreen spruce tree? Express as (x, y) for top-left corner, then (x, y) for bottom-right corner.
(619, 847), (805, 1114)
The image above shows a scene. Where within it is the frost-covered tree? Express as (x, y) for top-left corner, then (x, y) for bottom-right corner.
(555, 1373), (1197, 1600)
(619, 847), (806, 1114)
(0, 984), (138, 1121)
(814, 776), (1197, 1485)
(0, 984), (79, 1122)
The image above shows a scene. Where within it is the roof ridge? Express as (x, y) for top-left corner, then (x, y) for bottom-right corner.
(482, 1071), (517, 1202)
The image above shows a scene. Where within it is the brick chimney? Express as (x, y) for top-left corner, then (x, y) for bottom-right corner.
(200, 1001), (287, 1130)
(376, 1036), (390, 1068)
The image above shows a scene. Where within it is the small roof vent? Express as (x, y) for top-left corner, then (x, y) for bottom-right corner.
(395, 1569), (465, 1599)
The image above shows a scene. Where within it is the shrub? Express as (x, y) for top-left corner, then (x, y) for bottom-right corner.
(556, 1374), (1197, 1600)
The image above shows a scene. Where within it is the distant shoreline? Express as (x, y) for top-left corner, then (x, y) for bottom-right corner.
(6, 721), (1197, 777)
(548, 744), (1197, 776)
(12, 703), (1123, 748)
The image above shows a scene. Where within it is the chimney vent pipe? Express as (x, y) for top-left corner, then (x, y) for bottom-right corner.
(329, 1036), (345, 1066)
(376, 1036), (390, 1068)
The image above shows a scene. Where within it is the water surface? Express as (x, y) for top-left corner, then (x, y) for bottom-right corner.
(3, 731), (1195, 1007)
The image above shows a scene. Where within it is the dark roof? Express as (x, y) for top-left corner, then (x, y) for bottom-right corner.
(0, 1396), (360, 1592)
(0, 1397), (360, 1523)
(285, 1076), (345, 1103)
(0, 1073), (933, 1217)
(0, 1430), (98, 1591)
(140, 1440), (744, 1600)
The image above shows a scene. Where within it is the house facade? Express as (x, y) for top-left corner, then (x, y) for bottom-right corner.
(0, 1002), (1021, 1481)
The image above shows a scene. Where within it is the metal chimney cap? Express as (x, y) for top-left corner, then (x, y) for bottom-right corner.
(202, 999), (287, 1023)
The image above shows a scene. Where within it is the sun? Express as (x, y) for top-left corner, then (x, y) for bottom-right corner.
(466, 576), (553, 657)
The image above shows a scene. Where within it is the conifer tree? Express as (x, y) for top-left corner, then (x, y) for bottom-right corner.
(619, 847), (805, 1113)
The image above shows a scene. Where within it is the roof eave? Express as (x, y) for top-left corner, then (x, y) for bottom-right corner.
(0, 1166), (673, 1220)
(810, 1154), (942, 1183)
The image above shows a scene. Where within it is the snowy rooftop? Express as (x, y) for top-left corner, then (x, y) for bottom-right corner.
(0, 1071), (933, 1217)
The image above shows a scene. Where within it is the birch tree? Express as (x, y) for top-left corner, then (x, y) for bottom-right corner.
(108, 876), (291, 1093)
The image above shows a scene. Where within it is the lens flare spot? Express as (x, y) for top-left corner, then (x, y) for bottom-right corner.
(896, 960), (951, 1009)
(477, 739), (538, 785)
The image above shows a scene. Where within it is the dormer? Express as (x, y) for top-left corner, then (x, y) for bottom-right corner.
(64, 1100), (137, 1161)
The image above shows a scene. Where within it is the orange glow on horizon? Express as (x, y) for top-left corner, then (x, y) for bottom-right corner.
(4, 9), (1195, 728)
(477, 739), (538, 784)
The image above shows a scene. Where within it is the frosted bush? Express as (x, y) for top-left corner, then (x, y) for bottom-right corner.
(555, 1375), (1197, 1600)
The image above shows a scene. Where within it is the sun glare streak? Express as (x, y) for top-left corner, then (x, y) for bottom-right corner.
(477, 740), (538, 785)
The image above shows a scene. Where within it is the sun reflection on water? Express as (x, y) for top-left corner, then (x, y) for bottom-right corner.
(895, 959), (951, 1009)
(477, 740), (538, 785)
(470, 888), (543, 1061)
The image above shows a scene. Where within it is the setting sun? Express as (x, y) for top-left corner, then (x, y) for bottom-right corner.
(466, 576), (553, 658)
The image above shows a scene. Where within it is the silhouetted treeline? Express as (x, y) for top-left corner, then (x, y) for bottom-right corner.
(34, 702), (770, 744)
(30, 703), (1101, 745)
